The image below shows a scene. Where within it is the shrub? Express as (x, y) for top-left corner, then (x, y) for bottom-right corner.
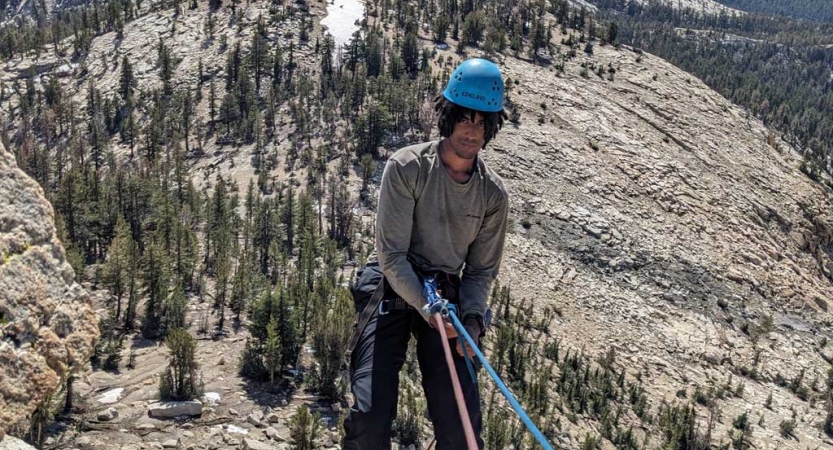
(732, 411), (749, 432)
(158, 328), (203, 401)
(392, 381), (423, 446)
(238, 338), (267, 380)
(779, 419), (795, 438)
(289, 405), (322, 450)
(310, 288), (353, 399)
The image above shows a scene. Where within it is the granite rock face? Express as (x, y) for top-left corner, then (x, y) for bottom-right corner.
(0, 435), (37, 450)
(0, 142), (99, 437)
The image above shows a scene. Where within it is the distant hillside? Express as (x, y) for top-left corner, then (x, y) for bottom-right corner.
(592, 0), (833, 184)
(713, 0), (833, 23)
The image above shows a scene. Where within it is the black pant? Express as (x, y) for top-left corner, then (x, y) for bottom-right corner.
(342, 274), (483, 449)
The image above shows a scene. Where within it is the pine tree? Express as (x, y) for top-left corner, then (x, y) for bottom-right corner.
(359, 153), (375, 194)
(158, 329), (203, 401)
(141, 241), (170, 339)
(209, 80), (217, 129)
(272, 45), (284, 91)
(249, 15), (270, 94)
(119, 55), (136, 103)
(401, 32), (420, 76)
(264, 317), (283, 385)
(353, 101), (392, 158)
(162, 284), (188, 336)
(462, 11), (486, 46)
(103, 216), (132, 321)
(124, 264), (139, 330)
(289, 405), (321, 450)
(433, 15), (450, 42)
(182, 90), (193, 152)
(311, 287), (353, 399)
(607, 22), (618, 44)
(157, 38), (175, 96)
(530, 17), (549, 60)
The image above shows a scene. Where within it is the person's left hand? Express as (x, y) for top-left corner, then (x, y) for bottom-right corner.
(455, 318), (482, 358)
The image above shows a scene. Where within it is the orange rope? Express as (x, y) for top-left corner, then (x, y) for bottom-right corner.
(432, 313), (479, 450)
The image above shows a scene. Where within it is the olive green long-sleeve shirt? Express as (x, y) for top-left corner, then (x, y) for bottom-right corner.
(375, 140), (509, 319)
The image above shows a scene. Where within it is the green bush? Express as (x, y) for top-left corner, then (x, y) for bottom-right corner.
(310, 288), (353, 399)
(289, 405), (321, 450)
(732, 411), (749, 432)
(238, 338), (267, 380)
(158, 328), (203, 401)
(392, 381), (423, 447)
(779, 419), (795, 437)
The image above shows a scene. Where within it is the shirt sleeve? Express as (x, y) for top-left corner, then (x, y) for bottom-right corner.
(458, 189), (509, 319)
(375, 158), (427, 311)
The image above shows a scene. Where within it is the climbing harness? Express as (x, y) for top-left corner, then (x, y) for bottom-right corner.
(423, 278), (555, 450)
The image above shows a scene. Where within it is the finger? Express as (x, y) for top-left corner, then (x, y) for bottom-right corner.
(456, 338), (477, 358)
(444, 321), (458, 339)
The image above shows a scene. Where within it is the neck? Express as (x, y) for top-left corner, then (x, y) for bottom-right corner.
(439, 139), (476, 177)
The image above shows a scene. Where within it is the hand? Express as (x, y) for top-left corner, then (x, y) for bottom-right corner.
(427, 314), (459, 338)
(454, 319), (482, 358)
(426, 309), (483, 358)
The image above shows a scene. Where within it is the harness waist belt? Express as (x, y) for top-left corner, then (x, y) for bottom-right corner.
(378, 297), (411, 314)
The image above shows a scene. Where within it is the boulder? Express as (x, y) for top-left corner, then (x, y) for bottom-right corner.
(0, 435), (36, 450)
(0, 141), (99, 438)
(242, 439), (272, 450)
(264, 427), (285, 441)
(247, 411), (264, 428)
(148, 400), (203, 418)
(97, 388), (125, 404)
(97, 407), (119, 421)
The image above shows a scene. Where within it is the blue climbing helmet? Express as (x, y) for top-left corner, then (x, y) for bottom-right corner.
(443, 58), (505, 113)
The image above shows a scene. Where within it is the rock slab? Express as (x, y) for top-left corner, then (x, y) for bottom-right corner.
(0, 435), (36, 450)
(148, 400), (203, 418)
(242, 439), (272, 450)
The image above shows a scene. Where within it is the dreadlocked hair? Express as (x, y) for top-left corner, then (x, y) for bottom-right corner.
(433, 94), (508, 147)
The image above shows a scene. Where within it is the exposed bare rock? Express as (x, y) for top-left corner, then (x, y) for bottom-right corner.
(633, 0), (738, 14)
(242, 438), (272, 450)
(0, 141), (99, 438)
(97, 407), (119, 422)
(148, 400), (203, 418)
(0, 435), (36, 450)
(485, 43), (833, 448)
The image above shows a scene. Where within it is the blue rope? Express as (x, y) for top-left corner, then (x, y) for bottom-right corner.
(448, 310), (555, 450)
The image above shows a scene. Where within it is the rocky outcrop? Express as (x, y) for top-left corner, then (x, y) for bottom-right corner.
(0, 142), (99, 437)
(484, 42), (833, 448)
(0, 435), (37, 450)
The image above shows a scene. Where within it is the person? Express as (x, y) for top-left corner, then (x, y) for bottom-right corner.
(342, 58), (510, 450)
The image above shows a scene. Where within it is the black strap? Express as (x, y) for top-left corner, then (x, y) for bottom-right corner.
(344, 277), (387, 364)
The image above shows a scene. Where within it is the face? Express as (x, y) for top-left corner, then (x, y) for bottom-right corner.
(447, 112), (486, 160)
